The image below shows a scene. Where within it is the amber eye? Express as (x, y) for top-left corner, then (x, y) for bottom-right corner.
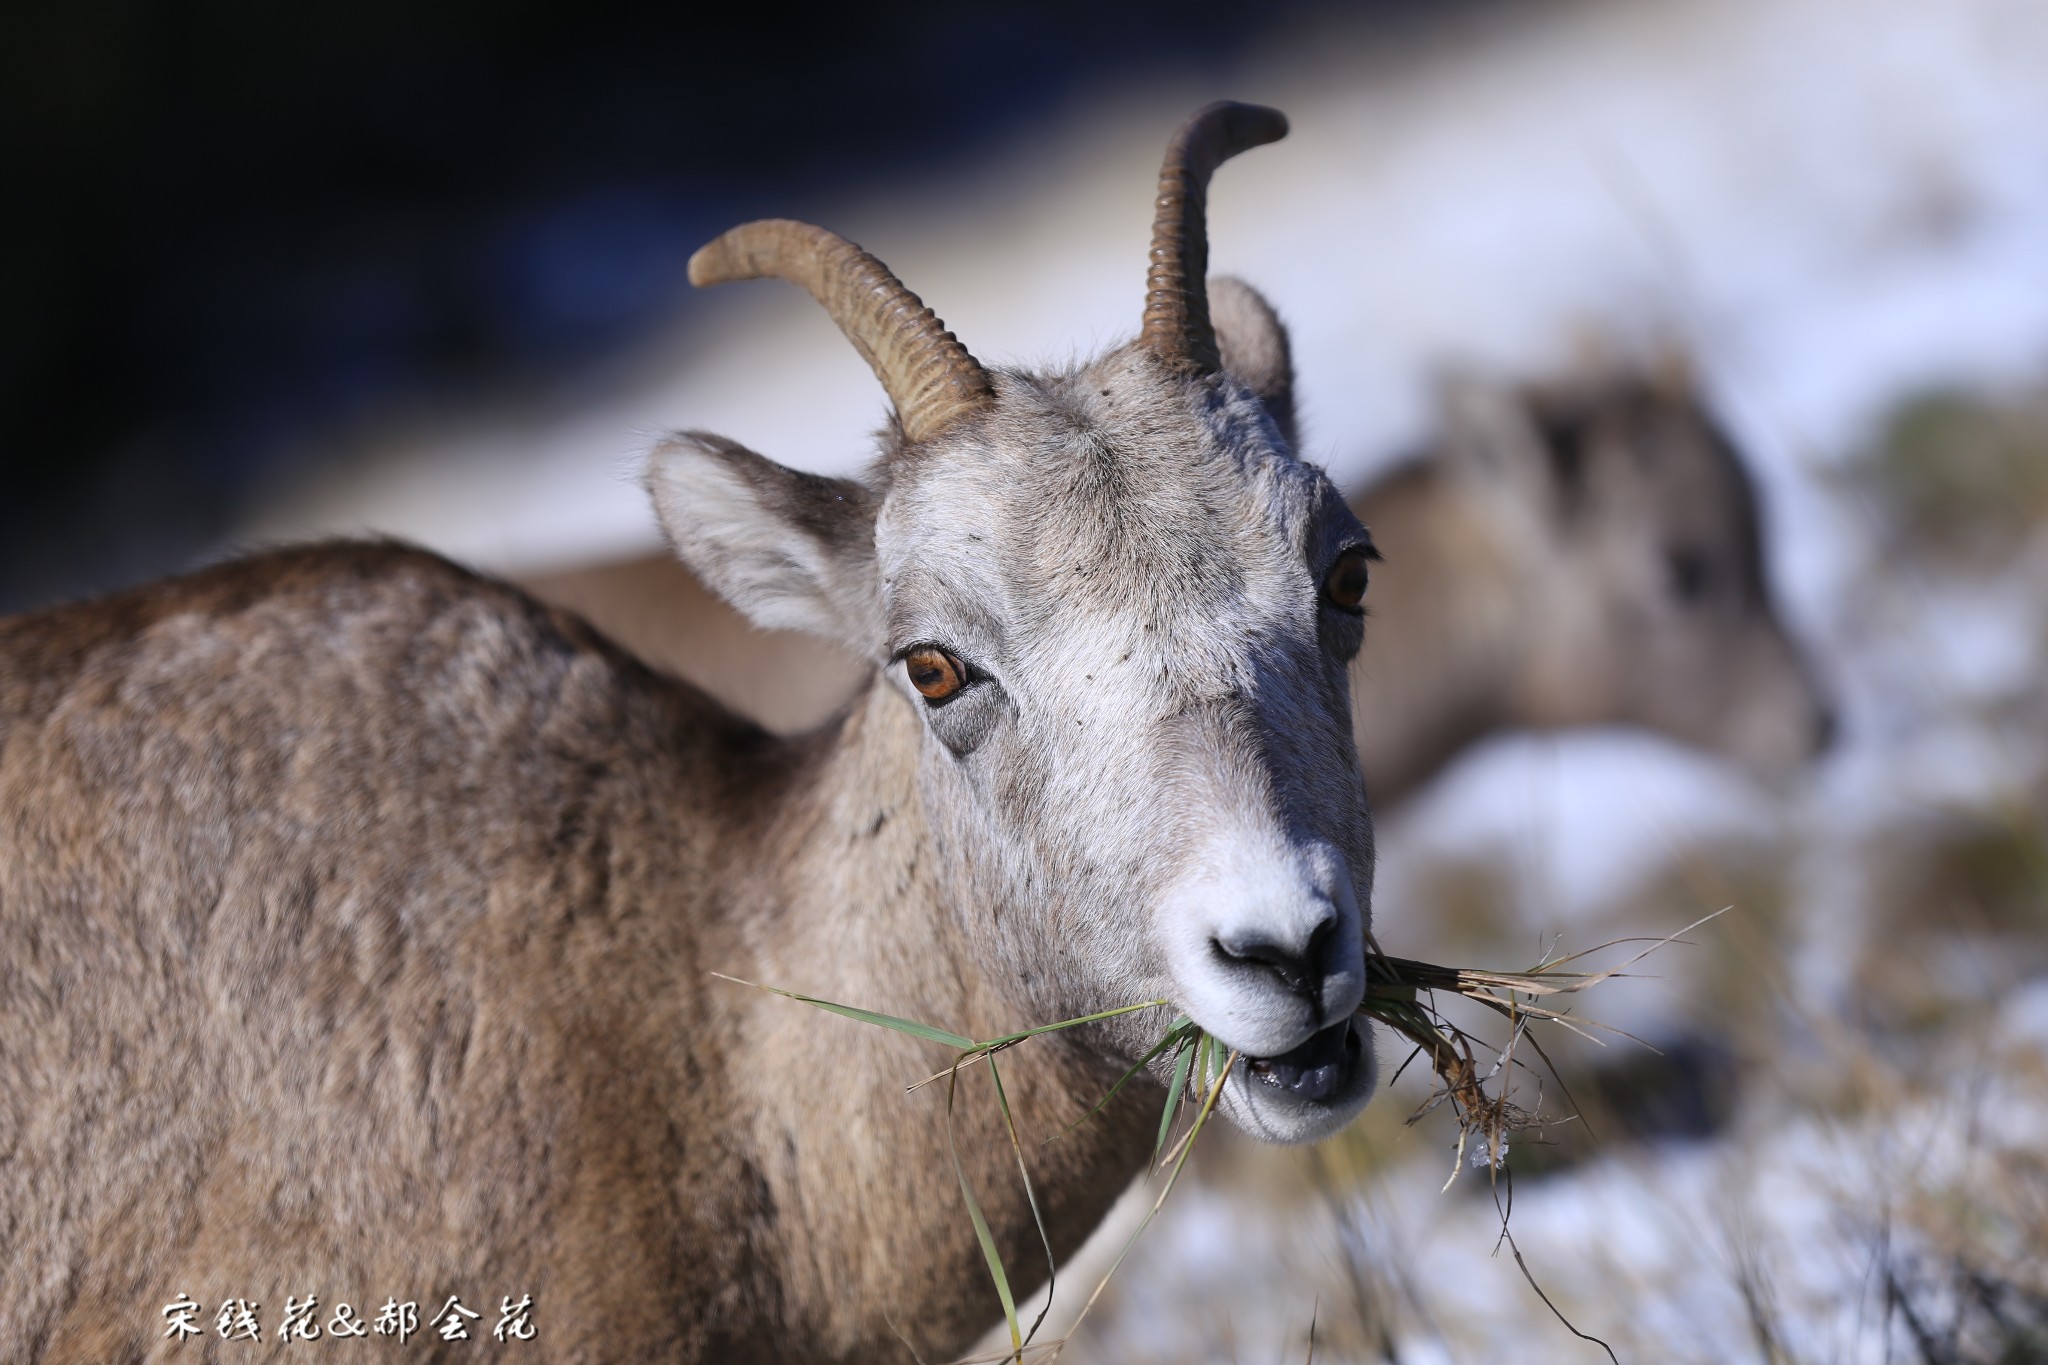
(905, 646), (968, 702)
(1323, 547), (1371, 613)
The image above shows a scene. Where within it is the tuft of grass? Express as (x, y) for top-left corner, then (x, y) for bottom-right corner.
(1357, 910), (1724, 1191)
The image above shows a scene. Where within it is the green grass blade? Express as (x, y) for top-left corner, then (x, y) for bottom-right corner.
(1049, 1021), (1192, 1143)
(946, 1065), (1021, 1354)
(987, 1052), (1057, 1350)
(973, 998), (1174, 1050)
(710, 973), (975, 1049)
(1049, 1050), (1240, 1363)
(905, 1010), (1191, 1098)
(1155, 1037), (1194, 1165)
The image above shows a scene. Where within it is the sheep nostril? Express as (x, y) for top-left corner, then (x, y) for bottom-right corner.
(1812, 704), (1839, 755)
(1212, 932), (1324, 1002)
(1305, 916), (1335, 965)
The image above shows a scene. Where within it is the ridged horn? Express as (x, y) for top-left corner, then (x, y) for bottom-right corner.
(1139, 102), (1289, 374)
(689, 219), (994, 445)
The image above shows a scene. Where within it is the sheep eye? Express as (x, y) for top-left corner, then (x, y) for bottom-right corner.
(1667, 548), (1713, 604)
(905, 647), (967, 702)
(1322, 548), (1371, 613)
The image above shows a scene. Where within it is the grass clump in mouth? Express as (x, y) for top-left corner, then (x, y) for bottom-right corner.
(714, 910), (1715, 1362)
(1358, 911), (1722, 1193)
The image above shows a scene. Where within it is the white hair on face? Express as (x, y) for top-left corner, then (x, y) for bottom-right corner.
(845, 352), (1380, 1142)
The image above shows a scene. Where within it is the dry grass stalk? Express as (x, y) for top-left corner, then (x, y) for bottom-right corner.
(1358, 908), (1727, 1189)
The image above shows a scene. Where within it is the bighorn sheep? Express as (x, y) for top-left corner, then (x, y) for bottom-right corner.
(528, 365), (1832, 807)
(1352, 364), (1832, 801)
(1, 104), (1378, 1362)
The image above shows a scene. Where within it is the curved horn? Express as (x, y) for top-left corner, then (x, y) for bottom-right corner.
(689, 220), (994, 444)
(1139, 101), (1289, 374)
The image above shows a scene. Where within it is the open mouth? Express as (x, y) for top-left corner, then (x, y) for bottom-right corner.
(1244, 1018), (1362, 1104)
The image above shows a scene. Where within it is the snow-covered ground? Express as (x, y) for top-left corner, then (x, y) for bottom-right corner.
(1074, 979), (2048, 1364)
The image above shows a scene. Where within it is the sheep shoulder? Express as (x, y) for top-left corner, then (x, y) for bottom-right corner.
(0, 541), (796, 1363)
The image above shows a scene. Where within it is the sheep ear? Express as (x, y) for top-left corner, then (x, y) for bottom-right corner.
(1435, 370), (1602, 525)
(1434, 371), (1546, 482)
(645, 431), (884, 658)
(1209, 276), (1298, 449)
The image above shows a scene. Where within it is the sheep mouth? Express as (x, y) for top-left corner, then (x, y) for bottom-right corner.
(1244, 1019), (1361, 1104)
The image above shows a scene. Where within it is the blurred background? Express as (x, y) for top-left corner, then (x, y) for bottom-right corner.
(8, 0), (2046, 1359)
